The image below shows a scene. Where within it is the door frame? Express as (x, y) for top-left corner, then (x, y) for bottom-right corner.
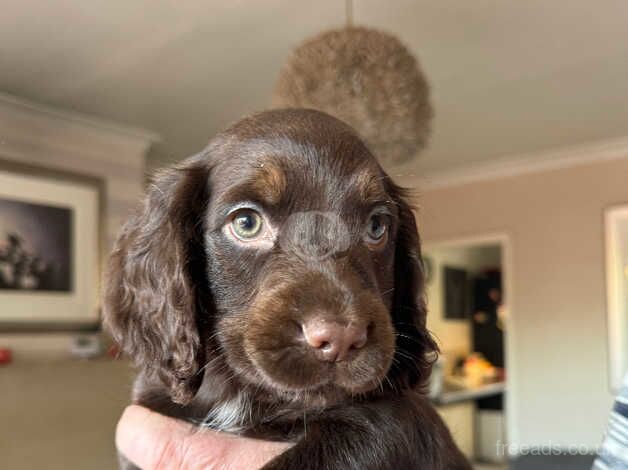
(423, 232), (517, 454)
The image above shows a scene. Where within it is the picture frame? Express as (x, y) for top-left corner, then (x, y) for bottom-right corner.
(443, 265), (470, 319)
(605, 205), (628, 391)
(0, 159), (104, 331)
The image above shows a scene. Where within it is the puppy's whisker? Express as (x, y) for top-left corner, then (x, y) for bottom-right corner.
(395, 333), (425, 346)
(384, 376), (394, 390)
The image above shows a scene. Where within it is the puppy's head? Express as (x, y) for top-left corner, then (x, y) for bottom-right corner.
(104, 109), (436, 406)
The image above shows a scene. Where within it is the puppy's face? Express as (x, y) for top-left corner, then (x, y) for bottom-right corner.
(205, 136), (398, 402)
(105, 109), (435, 407)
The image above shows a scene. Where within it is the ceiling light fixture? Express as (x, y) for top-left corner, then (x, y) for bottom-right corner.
(272, 0), (433, 165)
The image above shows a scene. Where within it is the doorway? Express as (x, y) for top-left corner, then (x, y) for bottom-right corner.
(423, 234), (514, 465)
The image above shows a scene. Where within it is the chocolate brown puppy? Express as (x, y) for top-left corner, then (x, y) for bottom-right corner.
(104, 108), (471, 469)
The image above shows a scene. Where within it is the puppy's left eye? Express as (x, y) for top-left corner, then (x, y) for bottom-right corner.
(364, 213), (389, 249)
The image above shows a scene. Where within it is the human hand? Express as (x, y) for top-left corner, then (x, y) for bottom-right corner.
(116, 405), (291, 469)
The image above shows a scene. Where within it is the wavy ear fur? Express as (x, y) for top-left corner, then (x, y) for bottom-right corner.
(388, 183), (439, 390)
(104, 157), (210, 405)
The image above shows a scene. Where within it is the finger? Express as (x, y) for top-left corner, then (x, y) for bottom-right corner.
(116, 404), (215, 469)
(116, 405), (290, 470)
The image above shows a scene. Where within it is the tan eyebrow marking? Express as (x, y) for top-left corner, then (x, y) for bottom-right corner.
(354, 169), (388, 202)
(249, 160), (287, 206)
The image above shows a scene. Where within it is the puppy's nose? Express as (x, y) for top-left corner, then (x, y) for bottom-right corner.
(301, 319), (368, 362)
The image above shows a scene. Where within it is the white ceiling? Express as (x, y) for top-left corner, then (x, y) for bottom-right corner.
(1, 0), (627, 173)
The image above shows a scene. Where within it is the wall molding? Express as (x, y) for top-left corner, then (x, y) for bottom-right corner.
(414, 136), (628, 190)
(0, 92), (159, 144)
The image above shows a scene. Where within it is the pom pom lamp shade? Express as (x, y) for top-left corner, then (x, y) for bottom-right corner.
(273, 27), (433, 165)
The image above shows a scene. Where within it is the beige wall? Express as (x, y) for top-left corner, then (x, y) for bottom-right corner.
(398, 156), (628, 449)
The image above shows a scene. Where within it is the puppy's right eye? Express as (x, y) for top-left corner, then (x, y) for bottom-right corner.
(230, 209), (264, 240)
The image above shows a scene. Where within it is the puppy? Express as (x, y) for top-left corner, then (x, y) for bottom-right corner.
(104, 108), (471, 469)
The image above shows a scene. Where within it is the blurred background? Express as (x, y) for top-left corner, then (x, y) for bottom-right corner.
(1, 1), (627, 469)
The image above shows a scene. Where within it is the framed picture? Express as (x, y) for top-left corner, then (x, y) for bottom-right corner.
(605, 205), (628, 391)
(0, 159), (103, 331)
(443, 265), (470, 319)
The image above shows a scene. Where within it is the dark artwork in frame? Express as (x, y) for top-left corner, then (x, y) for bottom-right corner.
(0, 197), (73, 292)
(443, 266), (470, 319)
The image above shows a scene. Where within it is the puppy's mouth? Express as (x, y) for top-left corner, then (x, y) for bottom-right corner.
(247, 344), (393, 395)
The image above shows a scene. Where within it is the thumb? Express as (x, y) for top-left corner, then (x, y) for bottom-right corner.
(116, 405), (290, 470)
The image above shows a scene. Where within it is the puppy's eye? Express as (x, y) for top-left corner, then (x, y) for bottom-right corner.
(231, 209), (264, 240)
(364, 213), (389, 249)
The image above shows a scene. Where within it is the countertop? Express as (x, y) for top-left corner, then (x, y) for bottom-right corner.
(432, 380), (506, 406)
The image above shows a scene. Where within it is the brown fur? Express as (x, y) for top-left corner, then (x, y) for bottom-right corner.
(248, 159), (288, 206)
(104, 109), (470, 469)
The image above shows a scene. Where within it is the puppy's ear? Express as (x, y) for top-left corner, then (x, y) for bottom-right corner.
(388, 182), (439, 389)
(104, 156), (210, 404)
